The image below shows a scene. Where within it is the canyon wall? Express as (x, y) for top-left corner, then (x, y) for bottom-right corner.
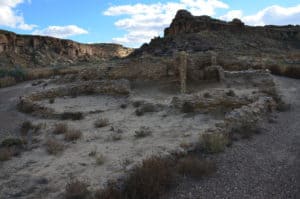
(0, 30), (133, 68)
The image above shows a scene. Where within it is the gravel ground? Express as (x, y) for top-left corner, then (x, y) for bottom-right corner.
(164, 75), (300, 199)
(0, 81), (40, 140)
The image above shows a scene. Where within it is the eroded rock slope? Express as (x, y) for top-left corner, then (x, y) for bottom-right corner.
(0, 30), (133, 68)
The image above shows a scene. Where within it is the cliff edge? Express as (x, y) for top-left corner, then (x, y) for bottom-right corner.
(0, 30), (133, 68)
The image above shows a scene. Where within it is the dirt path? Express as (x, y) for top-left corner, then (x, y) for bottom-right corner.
(165, 76), (300, 199)
(0, 81), (40, 140)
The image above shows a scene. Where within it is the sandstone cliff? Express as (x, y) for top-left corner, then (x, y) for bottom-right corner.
(0, 30), (133, 68)
(133, 10), (300, 78)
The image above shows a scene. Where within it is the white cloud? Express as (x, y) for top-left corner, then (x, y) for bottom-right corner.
(0, 0), (36, 30)
(220, 10), (243, 21)
(32, 25), (88, 38)
(104, 0), (229, 47)
(221, 4), (300, 26)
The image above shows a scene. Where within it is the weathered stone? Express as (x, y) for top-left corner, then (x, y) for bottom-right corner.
(0, 29), (133, 68)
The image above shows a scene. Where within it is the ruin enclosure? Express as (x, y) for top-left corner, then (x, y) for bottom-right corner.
(0, 8), (299, 199)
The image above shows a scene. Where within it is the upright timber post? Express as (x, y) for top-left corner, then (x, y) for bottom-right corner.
(178, 51), (187, 94)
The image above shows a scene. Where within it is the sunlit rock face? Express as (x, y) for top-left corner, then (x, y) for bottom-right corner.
(0, 29), (133, 68)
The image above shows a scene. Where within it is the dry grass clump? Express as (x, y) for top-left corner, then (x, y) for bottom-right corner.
(120, 103), (127, 109)
(45, 138), (64, 155)
(203, 92), (211, 98)
(0, 148), (12, 161)
(226, 90), (236, 97)
(64, 129), (82, 141)
(177, 156), (216, 178)
(132, 100), (143, 108)
(17, 100), (35, 113)
(1, 137), (24, 148)
(109, 133), (122, 141)
(61, 112), (83, 120)
(201, 133), (229, 153)
(181, 101), (195, 113)
(20, 121), (42, 136)
(134, 126), (152, 138)
(276, 101), (291, 112)
(49, 98), (55, 104)
(135, 103), (157, 116)
(96, 154), (105, 165)
(0, 76), (16, 88)
(94, 118), (109, 128)
(53, 123), (68, 135)
(65, 178), (90, 199)
(94, 182), (121, 199)
(123, 156), (175, 199)
(20, 121), (32, 135)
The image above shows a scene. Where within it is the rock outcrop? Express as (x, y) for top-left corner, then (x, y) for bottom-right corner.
(0, 30), (133, 68)
(133, 10), (300, 78)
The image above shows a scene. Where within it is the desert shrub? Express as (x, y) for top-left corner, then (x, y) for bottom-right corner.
(94, 182), (121, 199)
(69, 87), (79, 98)
(96, 154), (105, 165)
(88, 149), (97, 157)
(1, 137), (24, 148)
(0, 76), (16, 88)
(65, 178), (90, 199)
(0, 148), (12, 161)
(94, 118), (109, 128)
(8, 67), (26, 81)
(276, 101), (291, 112)
(120, 104), (127, 109)
(268, 64), (300, 78)
(49, 98), (55, 104)
(53, 123), (68, 135)
(135, 103), (157, 116)
(134, 126), (152, 138)
(110, 134), (122, 141)
(0, 68), (27, 82)
(181, 102), (195, 113)
(135, 109), (144, 116)
(64, 129), (82, 141)
(61, 112), (84, 120)
(123, 156), (175, 199)
(132, 101), (143, 108)
(203, 92), (211, 98)
(20, 121), (33, 136)
(201, 133), (229, 153)
(226, 90), (236, 97)
(177, 156), (216, 178)
(45, 138), (64, 155)
(17, 100), (35, 113)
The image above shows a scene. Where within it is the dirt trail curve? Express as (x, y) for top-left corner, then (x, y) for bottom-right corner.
(165, 76), (300, 199)
(0, 81), (38, 140)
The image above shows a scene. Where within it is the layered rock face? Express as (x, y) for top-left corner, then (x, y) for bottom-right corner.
(0, 30), (133, 68)
(134, 10), (300, 78)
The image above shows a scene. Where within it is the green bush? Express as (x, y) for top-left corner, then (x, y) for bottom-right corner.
(0, 67), (27, 82)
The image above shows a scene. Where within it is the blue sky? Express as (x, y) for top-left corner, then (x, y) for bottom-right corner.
(0, 0), (300, 47)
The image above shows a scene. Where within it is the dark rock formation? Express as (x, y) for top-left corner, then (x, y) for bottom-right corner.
(0, 30), (133, 68)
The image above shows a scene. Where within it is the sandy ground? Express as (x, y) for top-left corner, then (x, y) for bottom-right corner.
(163, 75), (300, 199)
(0, 80), (224, 199)
(1, 75), (296, 199)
